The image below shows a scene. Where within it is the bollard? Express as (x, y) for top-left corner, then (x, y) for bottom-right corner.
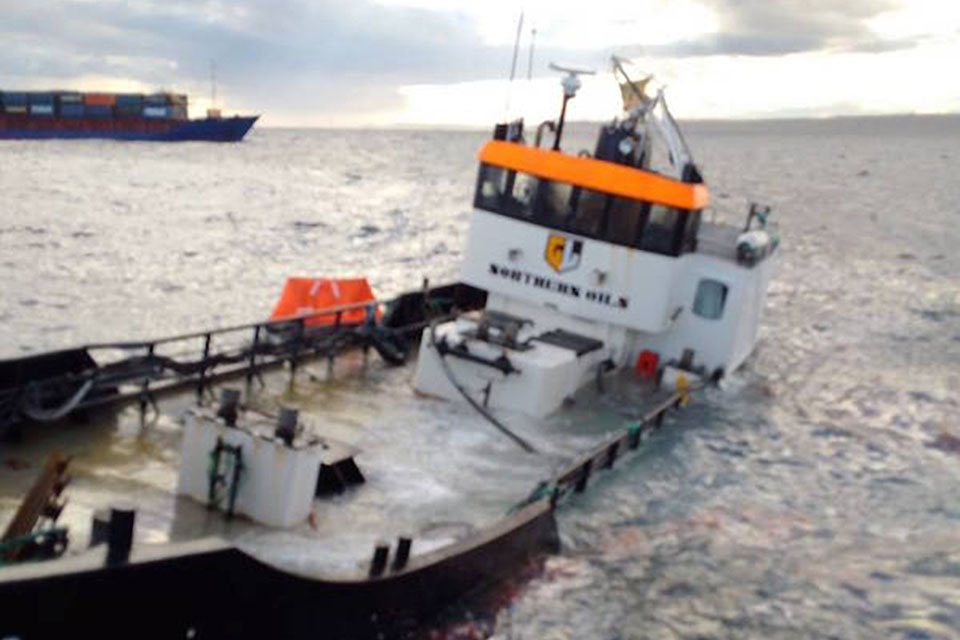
(392, 536), (412, 572)
(369, 541), (390, 578)
(106, 506), (135, 566)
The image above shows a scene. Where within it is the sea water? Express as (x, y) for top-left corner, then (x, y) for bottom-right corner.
(1, 116), (959, 638)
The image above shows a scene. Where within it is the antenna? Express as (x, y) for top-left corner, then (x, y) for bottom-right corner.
(527, 28), (537, 81)
(210, 60), (218, 108)
(548, 62), (595, 151)
(503, 10), (524, 119)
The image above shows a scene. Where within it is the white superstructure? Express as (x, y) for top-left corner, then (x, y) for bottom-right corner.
(414, 60), (778, 417)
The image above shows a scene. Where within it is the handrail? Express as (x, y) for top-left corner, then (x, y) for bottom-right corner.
(551, 390), (682, 486)
(509, 388), (689, 513)
(82, 299), (381, 351)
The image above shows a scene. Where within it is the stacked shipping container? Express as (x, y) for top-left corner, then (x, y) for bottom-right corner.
(28, 92), (55, 116)
(0, 91), (189, 120)
(2, 92), (28, 114)
(59, 92), (84, 118)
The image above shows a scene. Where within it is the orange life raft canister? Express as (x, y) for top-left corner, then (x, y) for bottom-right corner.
(270, 277), (381, 326)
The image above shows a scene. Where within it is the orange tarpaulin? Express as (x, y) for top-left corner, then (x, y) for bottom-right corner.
(270, 277), (381, 326)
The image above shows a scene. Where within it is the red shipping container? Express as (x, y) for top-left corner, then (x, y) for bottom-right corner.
(83, 93), (116, 106)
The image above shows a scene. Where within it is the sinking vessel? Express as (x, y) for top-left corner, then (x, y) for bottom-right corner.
(414, 58), (778, 417)
(0, 59), (778, 638)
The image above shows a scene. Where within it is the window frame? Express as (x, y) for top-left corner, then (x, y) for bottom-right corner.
(473, 162), (700, 258)
(692, 278), (729, 320)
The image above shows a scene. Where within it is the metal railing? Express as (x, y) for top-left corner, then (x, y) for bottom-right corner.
(6, 301), (386, 430)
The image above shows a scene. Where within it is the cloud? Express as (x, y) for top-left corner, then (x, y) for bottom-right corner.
(0, 0), (601, 123)
(0, 0), (951, 124)
(624, 0), (910, 57)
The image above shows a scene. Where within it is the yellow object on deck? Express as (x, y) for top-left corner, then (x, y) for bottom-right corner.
(675, 373), (690, 407)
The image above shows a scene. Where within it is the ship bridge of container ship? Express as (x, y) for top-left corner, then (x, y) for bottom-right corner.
(413, 62), (778, 418)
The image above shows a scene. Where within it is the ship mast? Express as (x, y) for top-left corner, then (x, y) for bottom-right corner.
(210, 60), (218, 109)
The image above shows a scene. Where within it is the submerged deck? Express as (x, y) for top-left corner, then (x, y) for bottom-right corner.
(0, 346), (673, 577)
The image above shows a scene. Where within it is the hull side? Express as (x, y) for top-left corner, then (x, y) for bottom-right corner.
(0, 501), (558, 639)
(0, 116), (258, 142)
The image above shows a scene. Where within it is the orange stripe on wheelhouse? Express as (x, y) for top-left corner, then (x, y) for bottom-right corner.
(477, 140), (709, 210)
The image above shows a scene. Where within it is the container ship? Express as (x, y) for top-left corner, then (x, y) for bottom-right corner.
(0, 90), (257, 142)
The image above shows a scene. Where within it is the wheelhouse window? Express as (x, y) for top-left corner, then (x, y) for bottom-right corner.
(475, 163), (535, 220)
(571, 189), (612, 237)
(640, 205), (681, 255)
(509, 173), (539, 219)
(476, 164), (511, 213)
(605, 196), (648, 246)
(537, 180), (576, 229)
(473, 164), (700, 258)
(693, 279), (728, 320)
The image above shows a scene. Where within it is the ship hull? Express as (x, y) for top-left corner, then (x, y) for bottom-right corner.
(0, 115), (258, 142)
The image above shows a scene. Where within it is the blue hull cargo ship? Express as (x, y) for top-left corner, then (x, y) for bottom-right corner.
(0, 90), (257, 142)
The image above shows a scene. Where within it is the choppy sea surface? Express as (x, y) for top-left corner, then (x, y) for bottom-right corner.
(1, 116), (959, 638)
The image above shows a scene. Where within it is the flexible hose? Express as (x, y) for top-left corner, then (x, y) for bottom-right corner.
(429, 321), (538, 454)
(20, 377), (96, 422)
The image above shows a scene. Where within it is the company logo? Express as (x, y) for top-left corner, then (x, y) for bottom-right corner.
(544, 233), (583, 273)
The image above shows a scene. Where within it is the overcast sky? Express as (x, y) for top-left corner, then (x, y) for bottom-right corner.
(2, 0), (958, 126)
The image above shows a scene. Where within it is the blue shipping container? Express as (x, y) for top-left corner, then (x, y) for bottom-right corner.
(3, 92), (28, 106)
(58, 92), (83, 103)
(84, 104), (113, 117)
(116, 94), (143, 106)
(60, 104), (85, 117)
(30, 104), (54, 116)
(144, 94), (171, 106)
(28, 92), (54, 105)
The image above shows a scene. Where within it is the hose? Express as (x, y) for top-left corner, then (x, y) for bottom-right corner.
(20, 377), (96, 422)
(428, 321), (538, 454)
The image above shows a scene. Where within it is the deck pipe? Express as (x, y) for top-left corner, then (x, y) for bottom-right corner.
(216, 388), (241, 427)
(89, 509), (110, 548)
(276, 408), (298, 446)
(196, 334), (212, 405)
